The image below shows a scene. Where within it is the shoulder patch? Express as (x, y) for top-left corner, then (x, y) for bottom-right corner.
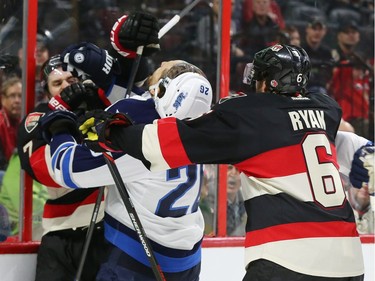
(24, 112), (45, 133)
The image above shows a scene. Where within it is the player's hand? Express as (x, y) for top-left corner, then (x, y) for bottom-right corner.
(39, 110), (79, 143)
(78, 109), (133, 152)
(48, 82), (86, 111)
(61, 42), (121, 90)
(48, 82), (110, 115)
(350, 144), (374, 193)
(111, 12), (160, 58)
(82, 82), (111, 111)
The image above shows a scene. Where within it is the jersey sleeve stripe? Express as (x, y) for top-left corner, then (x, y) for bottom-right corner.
(30, 146), (60, 187)
(142, 123), (172, 171)
(42, 189), (100, 218)
(142, 118), (192, 171)
(61, 148), (79, 189)
(157, 118), (191, 168)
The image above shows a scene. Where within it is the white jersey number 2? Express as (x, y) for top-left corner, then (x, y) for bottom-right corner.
(302, 133), (346, 208)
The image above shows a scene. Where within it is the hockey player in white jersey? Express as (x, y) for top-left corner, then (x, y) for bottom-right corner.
(39, 12), (213, 280)
(336, 131), (374, 234)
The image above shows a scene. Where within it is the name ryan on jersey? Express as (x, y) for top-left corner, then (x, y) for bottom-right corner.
(288, 110), (326, 131)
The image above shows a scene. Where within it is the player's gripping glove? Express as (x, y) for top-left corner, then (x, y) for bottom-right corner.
(350, 144), (374, 193)
(78, 109), (133, 152)
(48, 82), (110, 115)
(61, 42), (121, 90)
(82, 82), (111, 110)
(48, 82), (86, 111)
(110, 12), (160, 58)
(39, 110), (80, 143)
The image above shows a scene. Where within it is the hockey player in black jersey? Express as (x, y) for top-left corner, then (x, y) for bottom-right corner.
(78, 44), (365, 281)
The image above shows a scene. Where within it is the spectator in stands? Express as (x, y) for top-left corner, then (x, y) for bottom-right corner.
(239, 0), (283, 55)
(200, 166), (216, 235)
(0, 76), (22, 185)
(242, 0), (285, 30)
(277, 25), (301, 46)
(301, 17), (335, 95)
(329, 20), (372, 139)
(197, 0), (242, 57)
(35, 31), (53, 104)
(197, 0), (244, 91)
(226, 165), (246, 236)
(17, 30), (52, 104)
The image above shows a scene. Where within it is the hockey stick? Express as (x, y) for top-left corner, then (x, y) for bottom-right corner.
(102, 152), (166, 281)
(124, 0), (202, 98)
(74, 186), (105, 281)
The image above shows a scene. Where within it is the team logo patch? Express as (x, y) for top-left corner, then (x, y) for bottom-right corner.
(270, 44), (283, 52)
(74, 52), (85, 64)
(270, 80), (278, 87)
(24, 112), (45, 133)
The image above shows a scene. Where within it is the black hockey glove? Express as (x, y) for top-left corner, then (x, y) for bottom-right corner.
(79, 109), (133, 152)
(48, 82), (110, 116)
(39, 110), (80, 143)
(61, 42), (121, 90)
(349, 144), (374, 190)
(83, 82), (111, 111)
(48, 82), (86, 112)
(111, 12), (160, 58)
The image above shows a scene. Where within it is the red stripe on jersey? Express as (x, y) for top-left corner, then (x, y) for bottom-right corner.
(245, 221), (358, 247)
(157, 118), (192, 167)
(43, 189), (101, 218)
(236, 142), (337, 178)
(30, 146), (60, 187)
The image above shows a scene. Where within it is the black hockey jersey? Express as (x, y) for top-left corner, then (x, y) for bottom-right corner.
(17, 103), (104, 233)
(110, 91), (365, 277)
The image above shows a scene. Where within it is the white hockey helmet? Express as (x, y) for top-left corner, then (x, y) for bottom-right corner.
(154, 72), (213, 119)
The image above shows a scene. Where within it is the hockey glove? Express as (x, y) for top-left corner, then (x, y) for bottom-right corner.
(48, 82), (86, 112)
(78, 109), (133, 152)
(39, 110), (80, 143)
(110, 12), (160, 58)
(350, 144), (374, 193)
(61, 42), (121, 90)
(82, 82), (111, 110)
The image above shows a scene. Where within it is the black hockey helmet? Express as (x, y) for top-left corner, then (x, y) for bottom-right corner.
(243, 44), (311, 95)
(40, 55), (63, 91)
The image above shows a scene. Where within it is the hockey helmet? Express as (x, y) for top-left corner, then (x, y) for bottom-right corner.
(40, 55), (63, 90)
(154, 72), (213, 119)
(243, 44), (311, 95)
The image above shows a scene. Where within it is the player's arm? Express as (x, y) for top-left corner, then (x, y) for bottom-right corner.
(79, 104), (245, 171)
(17, 106), (61, 187)
(60, 12), (160, 102)
(39, 100), (159, 188)
(335, 131), (370, 177)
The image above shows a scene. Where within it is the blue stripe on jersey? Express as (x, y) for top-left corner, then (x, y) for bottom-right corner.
(51, 142), (73, 172)
(104, 222), (201, 273)
(50, 137), (79, 189)
(61, 148), (79, 189)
